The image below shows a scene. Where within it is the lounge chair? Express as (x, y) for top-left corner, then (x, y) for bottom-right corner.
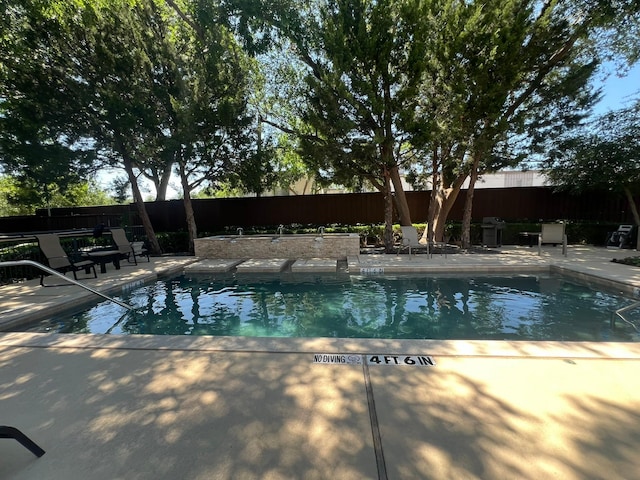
(0, 426), (45, 457)
(538, 222), (567, 256)
(110, 228), (149, 265)
(36, 234), (97, 286)
(397, 226), (431, 256)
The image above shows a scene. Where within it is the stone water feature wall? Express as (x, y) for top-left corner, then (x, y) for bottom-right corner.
(194, 233), (360, 259)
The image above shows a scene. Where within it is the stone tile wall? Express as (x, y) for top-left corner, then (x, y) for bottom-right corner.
(194, 234), (360, 259)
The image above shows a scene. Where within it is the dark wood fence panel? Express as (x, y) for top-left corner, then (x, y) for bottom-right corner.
(464, 187), (630, 222)
(393, 188), (632, 224)
(0, 187), (637, 235)
(189, 193), (386, 230)
(144, 201), (186, 232)
(0, 213), (136, 233)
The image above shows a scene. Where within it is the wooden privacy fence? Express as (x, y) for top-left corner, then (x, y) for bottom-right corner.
(0, 187), (635, 234)
(129, 188), (639, 231)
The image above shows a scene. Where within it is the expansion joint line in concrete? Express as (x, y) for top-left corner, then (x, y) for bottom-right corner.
(362, 358), (388, 480)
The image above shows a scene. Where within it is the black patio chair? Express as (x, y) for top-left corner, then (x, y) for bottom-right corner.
(36, 233), (97, 286)
(110, 228), (150, 265)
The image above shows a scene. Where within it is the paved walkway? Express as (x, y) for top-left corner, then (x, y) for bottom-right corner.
(2, 246), (640, 479)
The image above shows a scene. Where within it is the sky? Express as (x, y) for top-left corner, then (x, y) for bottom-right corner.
(592, 62), (640, 115)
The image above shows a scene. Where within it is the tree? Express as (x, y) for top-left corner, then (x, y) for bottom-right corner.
(161, 0), (255, 252)
(226, 130), (318, 196)
(229, 147), (277, 196)
(235, 0), (426, 251)
(1, 0), (256, 254)
(77, 0), (173, 254)
(543, 100), (640, 224)
(0, 175), (115, 216)
(230, 0), (636, 250)
(248, 53), (321, 196)
(0, 0), (168, 252)
(271, 133), (318, 195)
(0, 0), (98, 213)
(402, 0), (633, 247)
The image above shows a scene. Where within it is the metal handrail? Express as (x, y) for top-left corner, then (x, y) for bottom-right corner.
(612, 300), (640, 332)
(0, 260), (134, 311)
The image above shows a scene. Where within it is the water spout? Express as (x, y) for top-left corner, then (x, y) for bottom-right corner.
(318, 226), (325, 237)
(237, 227), (244, 236)
(277, 224), (285, 236)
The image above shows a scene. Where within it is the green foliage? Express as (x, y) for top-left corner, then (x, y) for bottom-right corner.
(196, 182), (244, 198)
(290, 0), (419, 189)
(165, 5), (256, 194)
(544, 100), (640, 193)
(0, 176), (29, 216)
(271, 134), (315, 194)
(0, 0), (97, 203)
(542, 99), (640, 223)
(0, 176), (117, 215)
(156, 231), (191, 254)
(405, 0), (603, 176)
(2, 0), (639, 229)
(612, 256), (640, 267)
(227, 146), (278, 196)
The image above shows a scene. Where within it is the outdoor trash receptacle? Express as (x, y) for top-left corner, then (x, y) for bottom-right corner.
(481, 217), (506, 247)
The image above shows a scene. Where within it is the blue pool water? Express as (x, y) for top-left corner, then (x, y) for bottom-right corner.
(17, 273), (640, 341)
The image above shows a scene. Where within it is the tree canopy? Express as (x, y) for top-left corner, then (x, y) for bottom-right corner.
(1, 0), (639, 248)
(401, 0), (635, 245)
(1, 0), (257, 253)
(231, 0), (639, 248)
(0, 0), (98, 209)
(543, 99), (640, 223)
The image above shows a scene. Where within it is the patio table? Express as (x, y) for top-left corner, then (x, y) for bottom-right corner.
(518, 231), (541, 247)
(80, 248), (123, 273)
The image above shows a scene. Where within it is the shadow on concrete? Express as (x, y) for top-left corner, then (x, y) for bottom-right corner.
(0, 344), (376, 479)
(370, 358), (640, 479)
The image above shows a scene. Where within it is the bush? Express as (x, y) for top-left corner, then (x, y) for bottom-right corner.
(0, 242), (42, 284)
(612, 256), (640, 267)
(157, 231), (191, 254)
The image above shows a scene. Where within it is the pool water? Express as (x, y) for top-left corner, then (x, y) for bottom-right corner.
(19, 273), (640, 341)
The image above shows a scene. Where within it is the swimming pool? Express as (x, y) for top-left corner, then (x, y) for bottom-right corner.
(15, 272), (640, 342)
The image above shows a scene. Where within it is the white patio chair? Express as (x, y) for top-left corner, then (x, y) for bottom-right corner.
(397, 226), (431, 256)
(538, 223), (567, 256)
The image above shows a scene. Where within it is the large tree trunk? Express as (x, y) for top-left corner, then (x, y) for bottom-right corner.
(178, 161), (198, 254)
(123, 159), (162, 255)
(423, 173), (467, 243)
(383, 169), (395, 253)
(622, 186), (640, 251)
(430, 183), (463, 242)
(380, 77), (412, 229)
(422, 145), (469, 243)
(461, 157), (480, 249)
(424, 150), (440, 243)
(389, 164), (412, 226)
(155, 167), (173, 201)
(623, 186), (640, 225)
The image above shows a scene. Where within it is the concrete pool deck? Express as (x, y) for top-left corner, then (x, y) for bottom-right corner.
(1, 246), (640, 479)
